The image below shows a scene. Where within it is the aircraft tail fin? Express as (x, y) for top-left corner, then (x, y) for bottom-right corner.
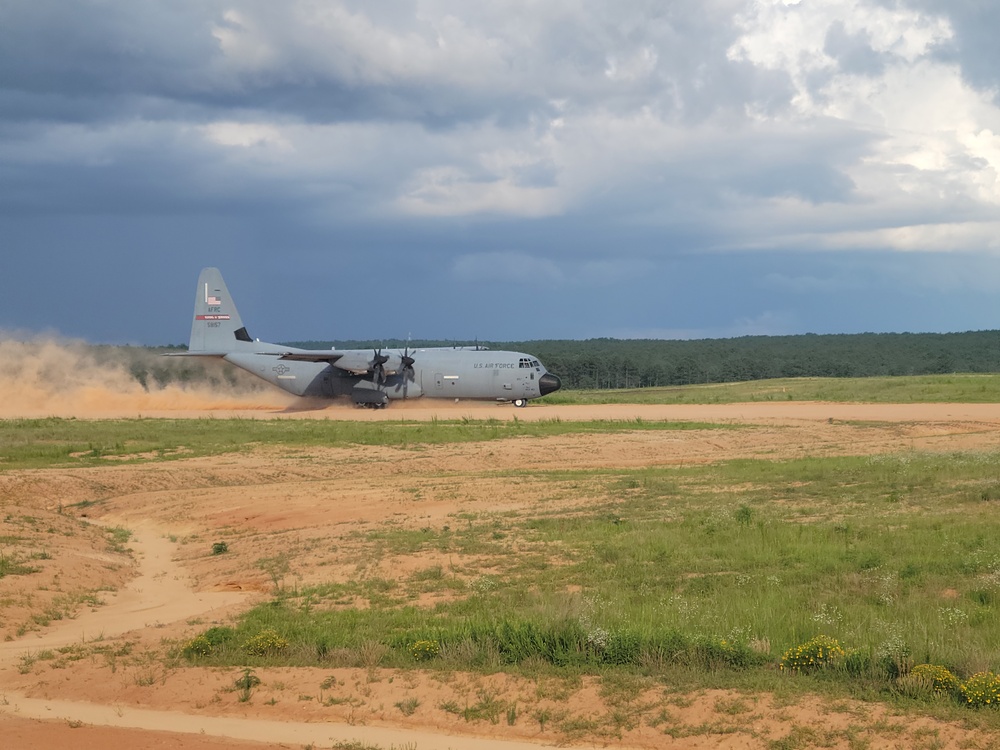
(188, 267), (252, 353)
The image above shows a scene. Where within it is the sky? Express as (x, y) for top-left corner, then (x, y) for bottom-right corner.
(3, 0), (1000, 346)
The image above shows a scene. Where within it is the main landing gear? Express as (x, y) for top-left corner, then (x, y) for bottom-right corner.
(352, 388), (388, 409)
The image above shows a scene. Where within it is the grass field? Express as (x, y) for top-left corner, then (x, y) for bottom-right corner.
(545, 373), (1000, 404)
(5, 377), (1000, 740)
(177, 450), (1000, 721)
(0, 416), (729, 470)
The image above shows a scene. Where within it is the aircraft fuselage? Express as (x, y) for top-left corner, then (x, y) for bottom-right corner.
(224, 346), (559, 404)
(172, 268), (562, 408)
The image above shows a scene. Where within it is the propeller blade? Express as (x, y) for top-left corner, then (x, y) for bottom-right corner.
(401, 346), (415, 373)
(399, 344), (415, 398)
(372, 348), (389, 387)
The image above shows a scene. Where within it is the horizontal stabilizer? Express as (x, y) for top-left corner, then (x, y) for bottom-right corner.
(163, 351), (228, 358)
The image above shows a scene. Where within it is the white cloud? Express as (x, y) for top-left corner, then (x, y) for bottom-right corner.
(398, 168), (564, 217)
(206, 2), (524, 94)
(201, 121), (292, 150)
(8, 1), (1000, 255)
(211, 10), (279, 72)
(825, 222), (1000, 253)
(722, 0), (1000, 252)
(728, 0), (953, 92)
(605, 47), (659, 82)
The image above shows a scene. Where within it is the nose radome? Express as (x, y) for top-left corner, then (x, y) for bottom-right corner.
(539, 372), (561, 396)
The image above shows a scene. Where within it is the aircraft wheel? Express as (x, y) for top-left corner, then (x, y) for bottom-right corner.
(513, 399), (527, 408)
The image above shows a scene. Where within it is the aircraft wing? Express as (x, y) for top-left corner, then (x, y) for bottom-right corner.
(280, 348), (411, 377)
(164, 351), (229, 357)
(278, 350), (381, 375)
(278, 351), (345, 364)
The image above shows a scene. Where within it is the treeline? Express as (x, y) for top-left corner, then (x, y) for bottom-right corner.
(286, 330), (1000, 390)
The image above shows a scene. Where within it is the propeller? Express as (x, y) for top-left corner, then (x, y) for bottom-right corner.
(399, 344), (416, 398)
(400, 345), (415, 376)
(371, 348), (389, 387)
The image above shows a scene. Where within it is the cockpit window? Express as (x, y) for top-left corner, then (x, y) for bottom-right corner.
(520, 358), (543, 369)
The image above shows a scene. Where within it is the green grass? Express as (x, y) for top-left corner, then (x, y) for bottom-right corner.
(0, 416), (730, 470)
(105, 526), (133, 554)
(543, 373), (1000, 405)
(183, 449), (1000, 715)
(5, 373), (1000, 469)
(0, 550), (40, 578)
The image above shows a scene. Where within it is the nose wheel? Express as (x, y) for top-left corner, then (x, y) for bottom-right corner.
(513, 399), (527, 408)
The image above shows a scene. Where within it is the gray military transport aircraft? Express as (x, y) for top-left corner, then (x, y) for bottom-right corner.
(169, 267), (561, 408)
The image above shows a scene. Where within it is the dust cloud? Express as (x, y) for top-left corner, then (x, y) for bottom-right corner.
(0, 336), (299, 418)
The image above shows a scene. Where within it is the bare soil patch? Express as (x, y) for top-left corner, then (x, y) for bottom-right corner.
(3, 400), (1000, 748)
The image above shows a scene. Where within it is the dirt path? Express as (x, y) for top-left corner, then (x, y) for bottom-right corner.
(0, 521), (245, 659)
(3, 695), (560, 750)
(13, 397), (1000, 423)
(0, 520), (560, 749)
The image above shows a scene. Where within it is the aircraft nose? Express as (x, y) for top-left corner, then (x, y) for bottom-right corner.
(539, 372), (561, 396)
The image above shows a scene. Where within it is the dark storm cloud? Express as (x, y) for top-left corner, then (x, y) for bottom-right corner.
(912, 0), (1000, 97)
(0, 0), (755, 128)
(0, 1), (220, 121)
(3, 0), (1000, 345)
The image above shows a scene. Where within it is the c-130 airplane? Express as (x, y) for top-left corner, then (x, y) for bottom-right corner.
(170, 268), (561, 408)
